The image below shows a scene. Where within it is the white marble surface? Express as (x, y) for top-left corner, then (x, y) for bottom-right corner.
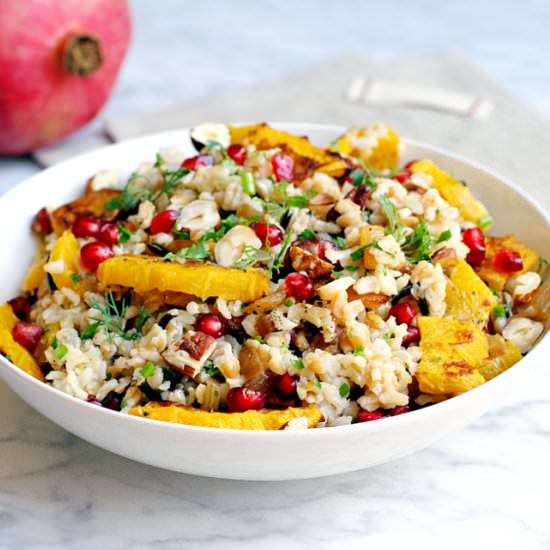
(1, 1), (550, 548)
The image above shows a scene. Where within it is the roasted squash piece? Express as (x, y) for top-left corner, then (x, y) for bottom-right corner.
(332, 123), (400, 170)
(49, 230), (85, 292)
(0, 303), (19, 331)
(97, 255), (269, 302)
(129, 402), (322, 430)
(479, 334), (522, 381)
(229, 124), (348, 179)
(445, 260), (496, 327)
(0, 326), (45, 381)
(411, 160), (490, 225)
(22, 242), (47, 293)
(415, 316), (487, 395)
(476, 235), (539, 292)
(51, 189), (119, 234)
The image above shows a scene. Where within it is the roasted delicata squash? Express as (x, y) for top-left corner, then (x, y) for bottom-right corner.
(129, 402), (323, 430)
(0, 303), (44, 381)
(48, 230), (85, 292)
(50, 189), (119, 234)
(22, 243), (47, 293)
(332, 122), (400, 170)
(476, 235), (539, 292)
(479, 334), (522, 381)
(445, 260), (496, 328)
(410, 159), (490, 225)
(97, 255), (270, 302)
(415, 317), (488, 395)
(229, 123), (348, 179)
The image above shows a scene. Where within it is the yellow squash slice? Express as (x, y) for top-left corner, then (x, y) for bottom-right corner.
(415, 316), (488, 395)
(332, 123), (400, 170)
(479, 334), (522, 381)
(97, 255), (269, 302)
(22, 243), (47, 292)
(229, 124), (348, 179)
(476, 235), (539, 292)
(411, 159), (490, 225)
(49, 230), (84, 292)
(129, 402), (322, 430)
(0, 303), (44, 381)
(445, 260), (496, 328)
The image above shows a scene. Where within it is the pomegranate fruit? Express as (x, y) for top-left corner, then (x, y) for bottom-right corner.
(195, 314), (226, 339)
(285, 273), (315, 301)
(182, 155), (213, 170)
(271, 153), (294, 182)
(8, 296), (31, 320)
(389, 302), (416, 326)
(357, 410), (385, 422)
(0, 0), (131, 154)
(12, 322), (42, 352)
(150, 210), (178, 235)
(227, 144), (247, 165)
(97, 222), (120, 245)
(402, 326), (420, 346)
(251, 222), (283, 247)
(72, 216), (101, 239)
(275, 373), (298, 398)
(493, 249), (523, 273)
(80, 241), (114, 271)
(462, 227), (486, 266)
(226, 387), (266, 412)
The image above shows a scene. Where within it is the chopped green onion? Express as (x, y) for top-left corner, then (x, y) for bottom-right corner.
(478, 215), (493, 230)
(492, 304), (509, 318)
(140, 362), (156, 378)
(54, 344), (68, 360)
(240, 172), (256, 196)
(292, 359), (304, 371)
(436, 229), (452, 244)
(353, 345), (364, 356)
(339, 383), (350, 397)
(298, 229), (317, 240)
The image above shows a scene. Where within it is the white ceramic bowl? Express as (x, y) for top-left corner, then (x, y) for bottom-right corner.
(1, 124), (549, 480)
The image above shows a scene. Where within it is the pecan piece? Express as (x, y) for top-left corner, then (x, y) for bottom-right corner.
(289, 246), (333, 279)
(162, 330), (216, 377)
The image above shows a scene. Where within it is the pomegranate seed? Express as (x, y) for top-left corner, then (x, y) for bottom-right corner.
(101, 391), (122, 411)
(402, 326), (420, 346)
(8, 296), (31, 320)
(72, 216), (102, 239)
(493, 249), (523, 273)
(357, 410), (385, 423)
(80, 241), (114, 271)
(276, 373), (298, 398)
(389, 405), (410, 416)
(226, 387), (266, 412)
(182, 155), (213, 170)
(285, 272), (315, 301)
(251, 222), (283, 246)
(97, 223), (120, 246)
(195, 313), (226, 338)
(12, 322), (42, 352)
(462, 227), (486, 266)
(392, 170), (411, 183)
(150, 209), (178, 235)
(227, 144), (247, 165)
(32, 207), (52, 235)
(271, 152), (294, 182)
(86, 396), (102, 407)
(346, 185), (370, 208)
(389, 302), (416, 326)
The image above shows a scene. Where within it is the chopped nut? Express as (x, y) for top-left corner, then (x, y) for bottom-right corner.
(289, 246), (333, 279)
(162, 330), (216, 377)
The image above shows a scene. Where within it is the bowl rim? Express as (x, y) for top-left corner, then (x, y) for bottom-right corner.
(1, 122), (549, 439)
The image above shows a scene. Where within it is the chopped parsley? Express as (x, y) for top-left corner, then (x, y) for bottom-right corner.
(339, 383), (350, 398)
(537, 258), (550, 282)
(105, 174), (153, 212)
(70, 272), (82, 284)
(298, 229), (317, 240)
(292, 359), (304, 371)
(140, 362), (156, 377)
(345, 265), (360, 272)
(263, 180), (315, 220)
(383, 333), (392, 345)
(401, 220), (435, 264)
(350, 240), (395, 262)
(81, 323), (100, 340)
(352, 345), (364, 356)
(202, 363), (221, 377)
(332, 236), (348, 249)
(253, 335), (267, 344)
(313, 377), (322, 389)
(436, 229), (452, 244)
(284, 298), (294, 307)
(117, 223), (132, 244)
(348, 169), (377, 189)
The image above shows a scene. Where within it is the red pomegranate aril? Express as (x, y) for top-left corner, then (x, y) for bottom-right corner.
(276, 373), (298, 398)
(318, 239), (336, 261)
(357, 410), (385, 423)
(493, 249), (523, 273)
(97, 222), (120, 246)
(101, 391), (122, 411)
(226, 387), (266, 412)
(251, 222), (283, 247)
(150, 209), (178, 235)
(8, 296), (31, 320)
(392, 170), (411, 183)
(72, 216), (101, 239)
(271, 152), (294, 182)
(389, 302), (416, 326)
(389, 405), (411, 416)
(12, 322), (42, 352)
(285, 272), (315, 301)
(32, 207), (53, 235)
(195, 314), (226, 339)
(227, 144), (247, 165)
(462, 227), (486, 266)
(402, 326), (420, 346)
(182, 155), (213, 171)
(80, 241), (114, 271)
